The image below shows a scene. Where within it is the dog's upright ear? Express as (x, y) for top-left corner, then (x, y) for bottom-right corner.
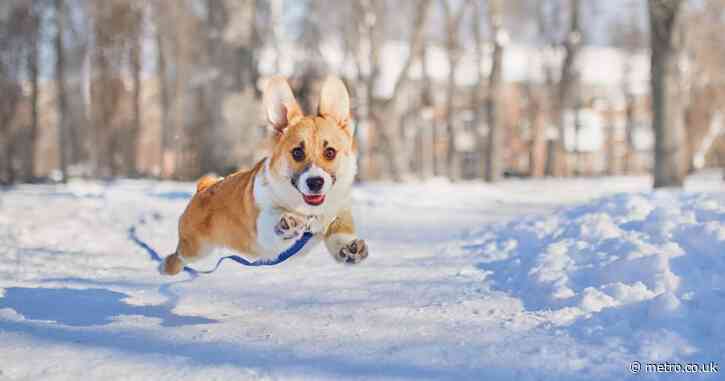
(263, 76), (303, 134)
(318, 76), (352, 134)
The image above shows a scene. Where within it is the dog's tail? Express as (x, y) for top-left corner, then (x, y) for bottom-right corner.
(196, 175), (220, 193)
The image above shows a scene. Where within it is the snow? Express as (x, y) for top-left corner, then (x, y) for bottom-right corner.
(0, 171), (723, 380)
(459, 192), (725, 325)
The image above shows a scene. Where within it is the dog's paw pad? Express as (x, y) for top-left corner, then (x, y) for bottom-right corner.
(275, 213), (306, 240)
(336, 239), (368, 264)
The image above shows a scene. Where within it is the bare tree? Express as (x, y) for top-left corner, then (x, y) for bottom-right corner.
(649, 0), (687, 188)
(0, 3), (32, 184)
(0, 1), (44, 183)
(531, 0), (565, 177)
(471, 0), (485, 178)
(525, 0), (563, 178)
(0, 81), (20, 185)
(54, 0), (70, 183)
(232, 0), (259, 92)
(362, 0), (431, 181)
(387, 0), (431, 181)
(128, 2), (143, 177)
(440, 0), (469, 180)
(26, 1), (41, 182)
(552, 0), (582, 177)
(682, 0), (725, 174)
(154, 12), (171, 178)
(354, 0), (382, 180)
(152, 0), (187, 178)
(419, 44), (435, 178)
(610, 1), (646, 174)
(91, 1), (118, 176)
(13, 0), (710, 183)
(524, 83), (547, 177)
(485, 0), (506, 182)
(199, 0), (226, 176)
(170, 3), (194, 179)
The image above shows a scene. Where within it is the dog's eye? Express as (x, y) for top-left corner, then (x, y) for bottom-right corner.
(324, 147), (337, 160)
(291, 147), (305, 162)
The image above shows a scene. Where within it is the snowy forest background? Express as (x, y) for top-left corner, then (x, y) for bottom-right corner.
(0, 0), (724, 186)
(1, 2), (725, 379)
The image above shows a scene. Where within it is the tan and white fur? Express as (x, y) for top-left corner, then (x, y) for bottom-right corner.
(161, 76), (368, 275)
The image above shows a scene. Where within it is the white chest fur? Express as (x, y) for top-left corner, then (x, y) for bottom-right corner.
(252, 157), (355, 259)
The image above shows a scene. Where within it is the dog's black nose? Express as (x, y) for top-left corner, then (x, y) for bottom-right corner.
(306, 176), (324, 192)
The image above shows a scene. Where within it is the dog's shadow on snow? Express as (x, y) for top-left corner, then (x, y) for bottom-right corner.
(0, 287), (216, 327)
(0, 287), (509, 380)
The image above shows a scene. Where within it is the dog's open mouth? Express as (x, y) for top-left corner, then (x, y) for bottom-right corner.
(303, 194), (325, 206)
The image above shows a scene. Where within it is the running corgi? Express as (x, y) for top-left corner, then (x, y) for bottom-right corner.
(161, 76), (367, 275)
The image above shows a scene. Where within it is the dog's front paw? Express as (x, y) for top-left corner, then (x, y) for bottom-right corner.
(335, 239), (368, 264)
(275, 213), (306, 240)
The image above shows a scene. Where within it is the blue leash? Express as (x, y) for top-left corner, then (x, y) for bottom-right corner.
(128, 225), (314, 275)
(193, 232), (314, 273)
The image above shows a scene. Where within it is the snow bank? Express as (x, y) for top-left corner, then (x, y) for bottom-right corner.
(461, 191), (725, 362)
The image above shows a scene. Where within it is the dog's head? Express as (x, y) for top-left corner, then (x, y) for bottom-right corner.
(262, 76), (356, 214)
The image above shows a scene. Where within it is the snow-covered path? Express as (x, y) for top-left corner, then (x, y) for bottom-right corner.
(0, 173), (723, 380)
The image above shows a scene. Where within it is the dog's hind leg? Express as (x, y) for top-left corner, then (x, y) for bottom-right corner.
(160, 252), (184, 275)
(324, 208), (368, 264)
(160, 236), (202, 275)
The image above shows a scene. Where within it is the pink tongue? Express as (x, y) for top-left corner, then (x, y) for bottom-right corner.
(304, 194), (325, 204)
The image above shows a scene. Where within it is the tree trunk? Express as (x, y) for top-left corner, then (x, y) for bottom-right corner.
(605, 103), (617, 175)
(572, 92), (583, 175)
(420, 44), (435, 179)
(441, 0), (468, 181)
(0, 81), (19, 184)
(623, 92), (636, 173)
(526, 84), (547, 177)
(155, 25), (172, 178)
(90, 1), (118, 177)
(235, 0), (258, 92)
(25, 4), (40, 182)
(649, 0), (687, 188)
(199, 0), (224, 176)
(129, 9), (142, 177)
(55, 0), (69, 183)
(165, 1), (197, 180)
(552, 0), (582, 177)
(485, 0), (505, 182)
(172, 25), (188, 179)
(471, 1), (485, 179)
(357, 0), (381, 181)
(445, 57), (460, 180)
(376, 0), (431, 181)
